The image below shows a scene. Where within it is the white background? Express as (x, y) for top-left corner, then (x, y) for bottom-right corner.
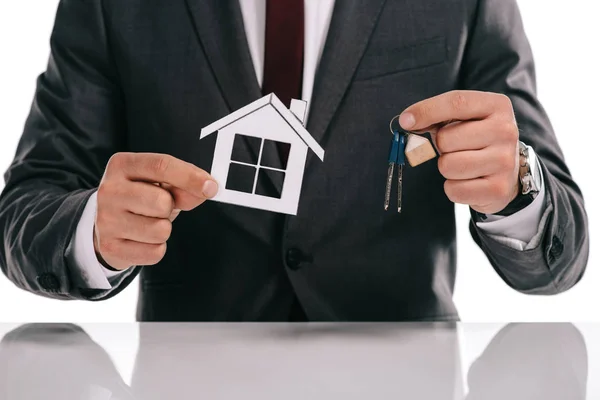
(0, 0), (599, 323)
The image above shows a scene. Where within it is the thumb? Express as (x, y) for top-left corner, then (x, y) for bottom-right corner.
(159, 183), (216, 211)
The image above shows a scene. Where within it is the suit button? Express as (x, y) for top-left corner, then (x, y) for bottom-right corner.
(286, 248), (311, 271)
(37, 273), (61, 291)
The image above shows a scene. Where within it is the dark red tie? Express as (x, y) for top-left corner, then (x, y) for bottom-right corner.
(262, 0), (307, 321)
(262, 0), (304, 108)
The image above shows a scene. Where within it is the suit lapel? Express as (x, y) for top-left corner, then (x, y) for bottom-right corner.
(186, 0), (283, 192)
(185, 0), (261, 112)
(307, 0), (387, 147)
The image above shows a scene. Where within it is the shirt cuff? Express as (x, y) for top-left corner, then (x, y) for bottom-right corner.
(475, 149), (548, 251)
(66, 191), (127, 290)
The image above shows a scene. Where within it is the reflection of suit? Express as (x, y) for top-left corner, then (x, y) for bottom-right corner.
(466, 324), (588, 400)
(0, 323), (589, 399)
(130, 323), (589, 399)
(131, 323), (463, 399)
(0, 324), (132, 400)
(0, 0), (588, 321)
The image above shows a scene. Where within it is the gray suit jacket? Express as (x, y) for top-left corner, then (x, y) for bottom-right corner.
(0, 0), (589, 321)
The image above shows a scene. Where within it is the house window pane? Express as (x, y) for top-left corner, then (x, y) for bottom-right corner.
(226, 163), (256, 194)
(260, 140), (291, 170)
(255, 168), (285, 199)
(231, 134), (261, 165)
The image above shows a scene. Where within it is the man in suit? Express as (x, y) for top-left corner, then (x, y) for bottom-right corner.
(0, 0), (589, 321)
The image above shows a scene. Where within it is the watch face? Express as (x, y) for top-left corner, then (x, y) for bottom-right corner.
(518, 142), (541, 195)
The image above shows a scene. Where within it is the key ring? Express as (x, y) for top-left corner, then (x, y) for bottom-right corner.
(390, 115), (419, 136)
(389, 113), (440, 157)
(389, 115), (402, 135)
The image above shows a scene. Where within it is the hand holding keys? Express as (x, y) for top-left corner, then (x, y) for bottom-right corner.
(384, 116), (438, 213)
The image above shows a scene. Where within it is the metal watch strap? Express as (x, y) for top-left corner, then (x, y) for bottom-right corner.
(492, 141), (541, 217)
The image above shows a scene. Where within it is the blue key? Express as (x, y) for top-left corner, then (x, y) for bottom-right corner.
(384, 131), (406, 213)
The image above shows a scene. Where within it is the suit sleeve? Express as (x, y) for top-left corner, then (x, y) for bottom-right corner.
(0, 0), (140, 300)
(461, 0), (589, 294)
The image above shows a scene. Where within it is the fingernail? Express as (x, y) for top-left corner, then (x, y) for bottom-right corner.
(202, 180), (218, 198)
(399, 112), (416, 129)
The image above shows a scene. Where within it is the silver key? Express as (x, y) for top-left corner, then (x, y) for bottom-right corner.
(384, 131), (406, 213)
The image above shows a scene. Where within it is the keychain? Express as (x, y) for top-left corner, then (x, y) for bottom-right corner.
(384, 115), (438, 213)
(384, 130), (406, 212)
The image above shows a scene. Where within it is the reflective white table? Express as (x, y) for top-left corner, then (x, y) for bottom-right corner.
(0, 323), (593, 399)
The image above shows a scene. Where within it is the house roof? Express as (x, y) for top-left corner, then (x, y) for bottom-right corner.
(200, 93), (325, 161)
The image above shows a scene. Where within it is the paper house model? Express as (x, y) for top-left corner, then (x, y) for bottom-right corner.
(200, 93), (325, 215)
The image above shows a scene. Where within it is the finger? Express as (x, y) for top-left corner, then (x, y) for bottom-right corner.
(169, 209), (181, 222)
(160, 183), (209, 211)
(437, 147), (515, 180)
(399, 91), (510, 132)
(102, 181), (175, 218)
(101, 211), (172, 244)
(99, 239), (167, 267)
(444, 177), (515, 212)
(434, 120), (494, 154)
(111, 153), (218, 199)
(444, 178), (492, 207)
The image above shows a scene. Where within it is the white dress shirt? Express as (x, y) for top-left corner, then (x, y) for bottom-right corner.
(67, 0), (547, 290)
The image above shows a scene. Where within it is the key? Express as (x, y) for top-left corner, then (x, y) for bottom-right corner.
(384, 114), (438, 214)
(384, 163), (394, 211)
(384, 131), (406, 213)
(397, 135), (406, 213)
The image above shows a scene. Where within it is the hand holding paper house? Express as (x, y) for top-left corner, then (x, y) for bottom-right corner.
(200, 93), (325, 215)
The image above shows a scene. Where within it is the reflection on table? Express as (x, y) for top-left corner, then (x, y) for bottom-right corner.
(0, 324), (133, 399)
(0, 323), (588, 399)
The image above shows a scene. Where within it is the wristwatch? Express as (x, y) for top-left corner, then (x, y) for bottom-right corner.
(518, 141), (542, 196)
(494, 141), (542, 216)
